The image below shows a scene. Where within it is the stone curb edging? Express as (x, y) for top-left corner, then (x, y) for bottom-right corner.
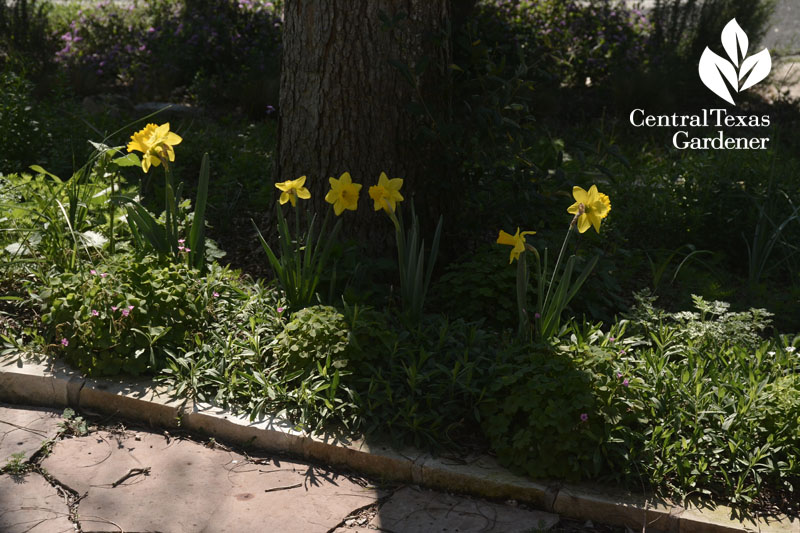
(1, 354), (798, 533)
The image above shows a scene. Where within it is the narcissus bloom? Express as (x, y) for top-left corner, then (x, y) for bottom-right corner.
(325, 172), (361, 215)
(126, 122), (183, 173)
(368, 172), (404, 212)
(275, 176), (311, 207)
(567, 185), (611, 233)
(496, 227), (536, 263)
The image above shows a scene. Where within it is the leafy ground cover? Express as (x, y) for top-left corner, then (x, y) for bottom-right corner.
(1, 0), (799, 520)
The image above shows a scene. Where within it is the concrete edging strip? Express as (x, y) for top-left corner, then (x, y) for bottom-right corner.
(1, 354), (797, 533)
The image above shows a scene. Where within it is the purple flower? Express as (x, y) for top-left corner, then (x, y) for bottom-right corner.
(91, 309), (99, 317)
(623, 379), (630, 387)
(100, 273), (108, 278)
(277, 307), (285, 313)
(616, 372), (623, 378)
(619, 349), (626, 355)
(61, 338), (69, 347)
(128, 305), (134, 311)
(111, 305), (118, 311)
(122, 309), (130, 317)
(580, 413), (588, 422)
(609, 337), (616, 342)
(534, 312), (541, 319)
(213, 292), (220, 298)
(90, 269), (97, 275)
(266, 105), (276, 114)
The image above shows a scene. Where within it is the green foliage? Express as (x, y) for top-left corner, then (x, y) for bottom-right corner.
(2, 451), (28, 475)
(0, 72), (45, 173)
(528, 237), (599, 341)
(480, 344), (601, 480)
(34, 254), (226, 376)
(485, 295), (799, 511)
(254, 207), (341, 312)
(0, 167), (117, 274)
(431, 244), (519, 329)
(355, 315), (504, 450)
(385, 205), (442, 325)
(274, 305), (351, 373)
(121, 151), (212, 270)
(0, 0), (56, 80)
(59, 407), (88, 436)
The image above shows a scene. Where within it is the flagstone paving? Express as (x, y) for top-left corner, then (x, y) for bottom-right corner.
(0, 405), (62, 464)
(1, 403), (571, 533)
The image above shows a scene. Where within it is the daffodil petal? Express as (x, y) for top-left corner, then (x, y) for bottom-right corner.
(577, 215), (591, 234)
(572, 186), (588, 204)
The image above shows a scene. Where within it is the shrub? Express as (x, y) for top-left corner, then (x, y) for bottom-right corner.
(648, 0), (776, 62)
(53, 0), (282, 114)
(355, 315), (505, 449)
(431, 244), (520, 329)
(34, 254), (225, 376)
(481, 296), (800, 512)
(0, 73), (47, 173)
(274, 305), (351, 373)
(480, 345), (603, 480)
(0, 0), (57, 81)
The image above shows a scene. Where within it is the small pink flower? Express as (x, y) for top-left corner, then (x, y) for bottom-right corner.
(580, 413), (588, 422)
(91, 309), (99, 316)
(184, 247), (190, 252)
(213, 292), (219, 298)
(178, 238), (185, 244)
(122, 309), (130, 317)
(609, 337), (616, 342)
(100, 272), (108, 278)
(128, 305), (134, 311)
(277, 307), (285, 313)
(111, 305), (118, 311)
(90, 269), (97, 275)
(534, 312), (541, 319)
(61, 338), (69, 347)
(616, 372), (623, 379)
(619, 349), (626, 355)
(623, 379), (630, 387)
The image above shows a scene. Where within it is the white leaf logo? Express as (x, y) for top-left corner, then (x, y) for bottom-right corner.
(698, 18), (771, 105)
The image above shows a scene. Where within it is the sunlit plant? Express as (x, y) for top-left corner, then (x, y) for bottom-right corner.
(498, 184), (610, 340)
(371, 172), (442, 325)
(253, 174), (347, 311)
(121, 122), (210, 270)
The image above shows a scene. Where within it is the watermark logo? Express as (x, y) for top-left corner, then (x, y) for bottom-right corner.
(699, 18), (771, 105)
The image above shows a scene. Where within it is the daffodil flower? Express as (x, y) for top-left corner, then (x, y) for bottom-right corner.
(126, 122), (183, 173)
(325, 172), (361, 215)
(275, 176), (311, 207)
(496, 227), (536, 263)
(567, 185), (611, 233)
(368, 172), (404, 213)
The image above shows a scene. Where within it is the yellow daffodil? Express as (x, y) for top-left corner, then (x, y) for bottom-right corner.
(497, 227), (536, 263)
(275, 176), (311, 207)
(325, 172), (361, 215)
(126, 122), (183, 173)
(368, 172), (404, 213)
(567, 185), (611, 233)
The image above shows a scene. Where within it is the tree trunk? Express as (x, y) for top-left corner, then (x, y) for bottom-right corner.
(276, 0), (450, 241)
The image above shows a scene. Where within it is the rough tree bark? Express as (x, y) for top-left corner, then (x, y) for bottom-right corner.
(276, 0), (450, 236)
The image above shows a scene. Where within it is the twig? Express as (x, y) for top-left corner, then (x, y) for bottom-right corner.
(111, 467), (151, 487)
(264, 483), (302, 493)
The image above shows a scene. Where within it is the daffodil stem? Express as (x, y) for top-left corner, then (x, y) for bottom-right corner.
(109, 171), (116, 254)
(543, 225), (573, 314)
